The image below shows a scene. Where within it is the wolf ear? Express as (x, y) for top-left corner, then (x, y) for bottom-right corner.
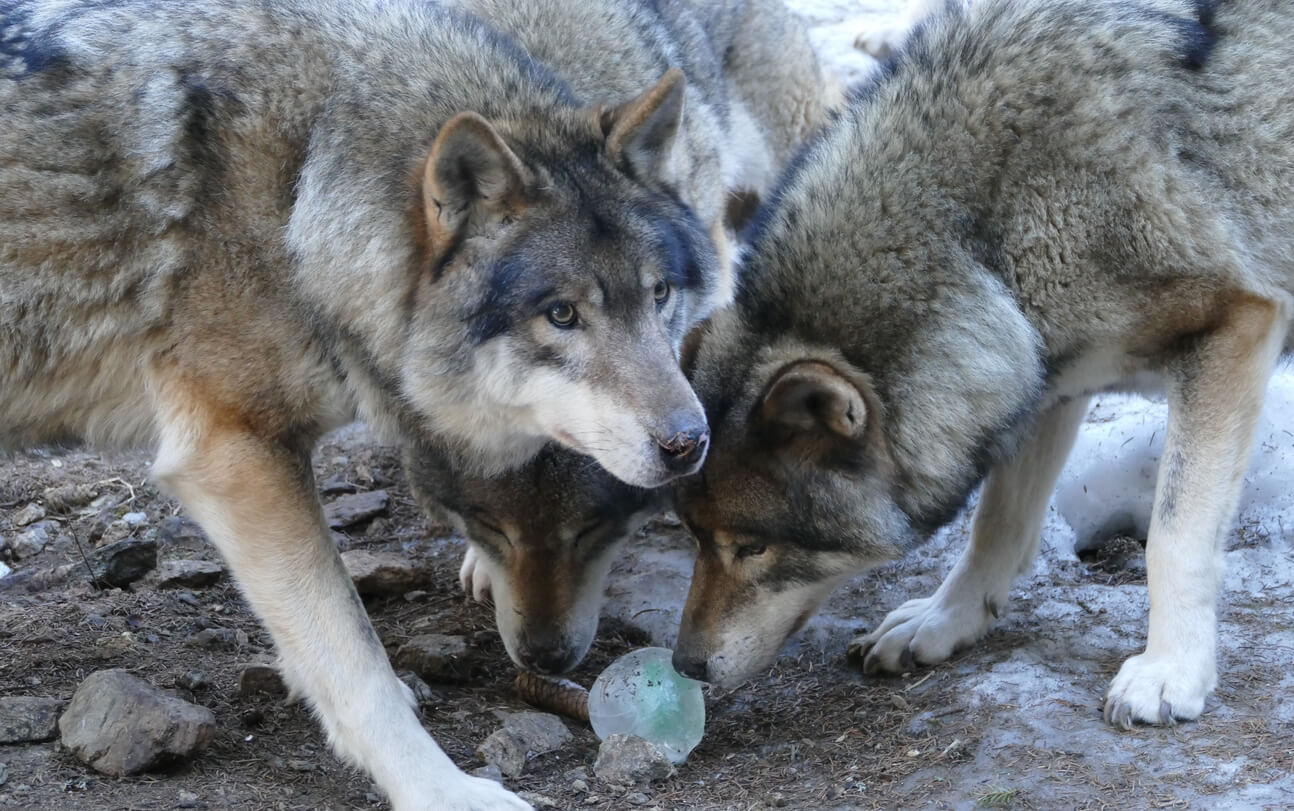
(760, 361), (869, 440)
(601, 68), (686, 184)
(422, 112), (530, 249)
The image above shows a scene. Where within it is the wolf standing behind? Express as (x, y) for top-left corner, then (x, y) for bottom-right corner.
(405, 0), (840, 678)
(0, 0), (749, 806)
(673, 0), (1294, 730)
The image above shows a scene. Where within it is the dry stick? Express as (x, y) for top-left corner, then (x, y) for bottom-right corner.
(514, 672), (590, 723)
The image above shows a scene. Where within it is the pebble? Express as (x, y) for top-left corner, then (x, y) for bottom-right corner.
(176, 671), (210, 691)
(58, 669), (215, 776)
(592, 734), (676, 784)
(12, 503), (46, 527)
(518, 792), (559, 809)
(626, 791), (651, 805)
(155, 559), (225, 589)
(342, 549), (437, 597)
(121, 511), (149, 527)
(186, 627), (249, 650)
(237, 664), (286, 697)
(0, 762), (6, 787)
(11, 522), (54, 559)
(475, 712), (573, 778)
(571, 779), (588, 793)
(393, 634), (475, 682)
(470, 764), (504, 784)
(158, 517), (208, 546)
(88, 536), (158, 587)
(397, 671), (440, 706)
(176, 789), (204, 808)
(324, 490), (389, 529)
(0, 696), (64, 743)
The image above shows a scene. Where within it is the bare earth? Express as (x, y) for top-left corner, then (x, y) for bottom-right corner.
(1, 417), (1291, 811)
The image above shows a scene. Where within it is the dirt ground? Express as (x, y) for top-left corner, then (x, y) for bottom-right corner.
(2, 419), (1292, 811)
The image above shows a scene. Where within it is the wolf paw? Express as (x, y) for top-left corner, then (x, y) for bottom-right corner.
(402, 774), (532, 811)
(1103, 652), (1216, 729)
(847, 595), (995, 674)
(457, 544), (493, 605)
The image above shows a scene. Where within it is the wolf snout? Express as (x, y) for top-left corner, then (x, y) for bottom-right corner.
(671, 649), (709, 682)
(655, 418), (709, 474)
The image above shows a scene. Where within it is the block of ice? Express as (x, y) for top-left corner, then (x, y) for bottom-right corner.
(587, 647), (705, 763)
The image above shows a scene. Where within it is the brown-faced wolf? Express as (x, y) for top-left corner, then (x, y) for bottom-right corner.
(0, 0), (751, 806)
(673, 0), (1293, 731)
(404, 0), (839, 677)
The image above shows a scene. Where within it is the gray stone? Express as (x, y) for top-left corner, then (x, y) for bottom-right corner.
(88, 536), (158, 587)
(0, 696), (64, 743)
(324, 490), (389, 529)
(155, 559), (225, 589)
(176, 789), (203, 808)
(343, 550), (437, 597)
(158, 517), (207, 546)
(237, 664), (286, 697)
(519, 792), (560, 809)
(176, 671), (209, 691)
(475, 711), (573, 778)
(397, 671), (440, 705)
(186, 628), (249, 650)
(121, 511), (149, 527)
(0, 762), (7, 787)
(393, 634), (475, 682)
(12, 503), (46, 527)
(95, 519), (136, 547)
(593, 734), (676, 784)
(11, 522), (54, 559)
(58, 669), (215, 776)
(470, 764), (504, 784)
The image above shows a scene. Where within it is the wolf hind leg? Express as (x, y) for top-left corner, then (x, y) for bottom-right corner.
(1105, 292), (1289, 728)
(152, 406), (530, 811)
(850, 395), (1091, 673)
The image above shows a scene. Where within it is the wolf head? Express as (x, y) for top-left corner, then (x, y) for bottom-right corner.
(670, 331), (924, 687)
(405, 441), (664, 674)
(399, 70), (723, 488)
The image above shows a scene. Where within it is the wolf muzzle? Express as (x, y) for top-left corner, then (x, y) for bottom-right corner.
(655, 417), (710, 475)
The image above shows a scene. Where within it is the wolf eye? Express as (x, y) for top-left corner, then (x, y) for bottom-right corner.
(735, 544), (767, 559)
(653, 280), (671, 306)
(546, 302), (579, 328)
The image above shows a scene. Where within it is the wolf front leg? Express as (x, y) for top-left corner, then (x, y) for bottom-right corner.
(1105, 292), (1289, 728)
(851, 395), (1091, 673)
(152, 416), (530, 811)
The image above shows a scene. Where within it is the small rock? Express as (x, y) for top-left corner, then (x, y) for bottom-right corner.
(176, 788), (203, 808)
(0, 762), (7, 787)
(475, 712), (573, 778)
(12, 503), (46, 527)
(625, 792), (651, 805)
(42, 484), (97, 513)
(324, 490), (389, 529)
(176, 671), (209, 691)
(286, 759), (317, 772)
(403, 590), (428, 602)
(518, 792), (559, 809)
(186, 628), (249, 650)
(94, 632), (137, 659)
(592, 734), (676, 784)
(394, 634), (475, 682)
(397, 671), (440, 706)
(237, 664), (286, 697)
(158, 517), (207, 546)
(342, 550), (437, 597)
(0, 696), (64, 743)
(121, 511), (148, 527)
(12, 522), (54, 559)
(88, 536), (158, 587)
(58, 669), (215, 776)
(95, 519), (136, 547)
(365, 517), (390, 539)
(319, 475), (357, 496)
(155, 559), (225, 589)
(470, 764), (504, 784)
(175, 591), (201, 608)
(572, 779), (589, 793)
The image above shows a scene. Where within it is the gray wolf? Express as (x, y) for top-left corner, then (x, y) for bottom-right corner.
(405, 0), (839, 676)
(673, 0), (1293, 732)
(0, 0), (748, 806)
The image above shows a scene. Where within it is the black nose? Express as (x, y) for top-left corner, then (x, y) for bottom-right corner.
(657, 421), (710, 474)
(518, 644), (578, 675)
(672, 650), (709, 682)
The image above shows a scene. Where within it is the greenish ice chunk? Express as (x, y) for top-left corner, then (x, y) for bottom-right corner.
(588, 646), (706, 763)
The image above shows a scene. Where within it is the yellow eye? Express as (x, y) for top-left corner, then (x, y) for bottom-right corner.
(735, 544), (767, 559)
(654, 280), (671, 305)
(547, 302), (578, 328)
